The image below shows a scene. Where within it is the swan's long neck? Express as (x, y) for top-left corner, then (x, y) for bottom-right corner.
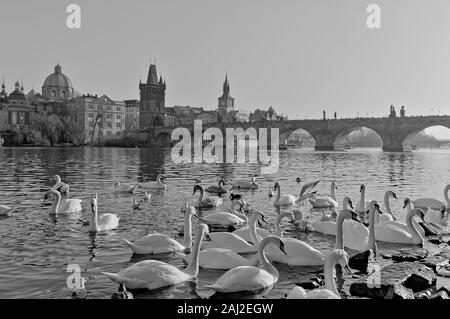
(276, 186), (281, 202)
(324, 253), (340, 296)
(183, 211), (193, 249)
(184, 228), (204, 277)
(367, 207), (376, 254)
(406, 210), (424, 245)
(258, 237), (279, 281)
(335, 212), (345, 250)
(331, 183), (336, 202)
(444, 185), (450, 205)
(90, 205), (99, 232)
(248, 215), (261, 247)
(52, 192), (62, 215)
(360, 188), (365, 210)
(275, 212), (291, 237)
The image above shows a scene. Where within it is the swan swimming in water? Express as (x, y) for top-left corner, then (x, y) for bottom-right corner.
(207, 235), (287, 293)
(89, 194), (120, 232)
(273, 182), (296, 207)
(114, 181), (139, 194)
(183, 211), (266, 269)
(0, 204), (17, 216)
(44, 189), (82, 215)
(295, 178), (320, 205)
(198, 200), (247, 228)
(103, 224), (209, 290)
(140, 174), (167, 190)
(413, 184), (450, 212)
(124, 202), (196, 254)
(341, 200), (380, 254)
(286, 249), (351, 299)
(308, 181), (338, 208)
(355, 184), (372, 214)
(424, 204), (448, 227)
(311, 197), (354, 236)
(205, 179), (228, 195)
(374, 198), (425, 245)
(193, 185), (223, 208)
(375, 191), (398, 223)
(230, 177), (259, 190)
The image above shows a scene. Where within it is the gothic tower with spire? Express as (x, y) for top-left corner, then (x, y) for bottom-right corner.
(218, 73), (234, 113)
(139, 62), (166, 130)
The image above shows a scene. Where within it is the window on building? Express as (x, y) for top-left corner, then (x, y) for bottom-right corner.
(116, 122), (122, 128)
(116, 114), (121, 120)
(88, 113), (94, 118)
(52, 91), (56, 97)
(116, 107), (121, 112)
(116, 131), (121, 136)
(88, 105), (94, 109)
(107, 131), (112, 136)
(62, 91), (66, 98)
(107, 122), (112, 128)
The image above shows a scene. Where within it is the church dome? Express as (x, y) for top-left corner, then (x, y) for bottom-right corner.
(43, 64), (73, 89)
(42, 64), (74, 101)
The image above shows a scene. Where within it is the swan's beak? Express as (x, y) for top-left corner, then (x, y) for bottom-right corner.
(261, 215), (269, 224)
(349, 200), (354, 209)
(296, 177), (301, 184)
(279, 242), (287, 255)
(205, 233), (212, 241)
(351, 212), (360, 223)
(393, 193), (398, 200)
(403, 201), (408, 209)
(360, 185), (363, 192)
(343, 265), (352, 275)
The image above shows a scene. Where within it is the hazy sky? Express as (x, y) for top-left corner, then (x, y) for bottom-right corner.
(1, 0), (450, 137)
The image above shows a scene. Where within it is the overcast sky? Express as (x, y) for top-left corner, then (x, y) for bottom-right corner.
(1, 0), (450, 137)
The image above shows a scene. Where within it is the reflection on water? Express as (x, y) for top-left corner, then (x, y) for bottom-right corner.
(0, 147), (449, 299)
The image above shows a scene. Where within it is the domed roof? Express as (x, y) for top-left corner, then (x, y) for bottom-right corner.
(9, 81), (27, 101)
(43, 64), (73, 89)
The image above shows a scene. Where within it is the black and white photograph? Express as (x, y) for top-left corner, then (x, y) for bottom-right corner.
(0, 0), (449, 308)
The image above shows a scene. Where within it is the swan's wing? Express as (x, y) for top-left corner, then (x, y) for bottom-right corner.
(413, 198), (444, 211)
(210, 266), (273, 291)
(299, 180), (320, 197)
(98, 213), (119, 227)
(306, 289), (340, 299)
(64, 199), (83, 213)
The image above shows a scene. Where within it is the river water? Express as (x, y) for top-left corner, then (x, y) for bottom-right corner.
(0, 147), (449, 299)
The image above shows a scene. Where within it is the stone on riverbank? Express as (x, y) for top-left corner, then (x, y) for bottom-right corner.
(349, 262), (436, 299)
(383, 248), (429, 263)
(348, 250), (375, 274)
(384, 284), (414, 299)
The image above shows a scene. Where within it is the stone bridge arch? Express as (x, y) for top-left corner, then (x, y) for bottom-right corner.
(279, 127), (317, 147)
(402, 123), (450, 150)
(333, 125), (386, 150)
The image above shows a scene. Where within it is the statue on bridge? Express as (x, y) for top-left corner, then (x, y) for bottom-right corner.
(334, 112), (337, 120)
(400, 106), (405, 118)
(323, 110), (326, 120)
(389, 105), (397, 118)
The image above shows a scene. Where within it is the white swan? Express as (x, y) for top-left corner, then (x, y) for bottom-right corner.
(229, 193), (250, 211)
(308, 181), (338, 208)
(183, 211), (265, 269)
(103, 224), (208, 290)
(341, 200), (379, 254)
(374, 198), (425, 245)
(124, 202), (196, 254)
(273, 182), (296, 207)
(295, 178), (320, 205)
(355, 184), (371, 214)
(375, 191), (398, 223)
(311, 197), (354, 236)
(140, 174), (166, 190)
(44, 189), (82, 215)
(0, 205), (17, 216)
(413, 184), (450, 211)
(114, 181), (139, 194)
(286, 249), (351, 299)
(52, 175), (70, 196)
(193, 185), (223, 208)
(424, 204), (448, 227)
(199, 200), (246, 227)
(89, 194), (120, 232)
(264, 213), (326, 266)
(205, 179), (228, 195)
(230, 177), (259, 190)
(207, 235), (287, 293)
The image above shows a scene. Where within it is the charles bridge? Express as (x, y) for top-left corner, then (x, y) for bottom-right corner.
(143, 115), (450, 152)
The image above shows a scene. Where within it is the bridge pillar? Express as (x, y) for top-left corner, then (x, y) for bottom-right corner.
(381, 134), (405, 152)
(313, 133), (336, 151)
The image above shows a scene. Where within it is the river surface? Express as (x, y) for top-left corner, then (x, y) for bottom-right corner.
(0, 147), (449, 299)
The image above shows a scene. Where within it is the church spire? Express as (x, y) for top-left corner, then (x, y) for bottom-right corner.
(223, 73), (230, 95)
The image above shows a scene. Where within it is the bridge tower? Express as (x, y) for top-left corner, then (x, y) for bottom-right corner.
(139, 62), (166, 131)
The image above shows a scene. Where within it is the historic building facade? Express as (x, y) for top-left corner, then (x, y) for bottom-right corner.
(124, 99), (140, 133)
(68, 94), (125, 143)
(0, 80), (33, 145)
(139, 63), (166, 130)
(42, 64), (74, 102)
